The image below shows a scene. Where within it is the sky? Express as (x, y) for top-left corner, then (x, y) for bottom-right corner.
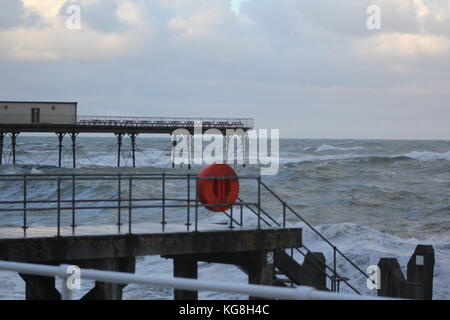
(0, 0), (449, 139)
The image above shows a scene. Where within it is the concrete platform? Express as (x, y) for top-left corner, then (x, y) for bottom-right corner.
(0, 224), (302, 262)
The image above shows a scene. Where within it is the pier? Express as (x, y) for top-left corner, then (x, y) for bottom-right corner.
(0, 113), (253, 168)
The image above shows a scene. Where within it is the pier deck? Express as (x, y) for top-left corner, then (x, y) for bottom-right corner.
(0, 225), (301, 262)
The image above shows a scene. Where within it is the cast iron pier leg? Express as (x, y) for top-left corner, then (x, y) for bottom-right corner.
(56, 133), (66, 168)
(129, 133), (138, 168)
(115, 133), (124, 167)
(10, 132), (19, 166)
(70, 132), (78, 168)
(171, 136), (177, 168)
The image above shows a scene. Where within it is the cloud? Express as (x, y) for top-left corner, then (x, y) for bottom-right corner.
(0, 0), (155, 61)
(355, 32), (450, 59)
(116, 0), (145, 27)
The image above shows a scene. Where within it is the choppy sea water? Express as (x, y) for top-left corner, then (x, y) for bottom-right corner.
(0, 137), (449, 299)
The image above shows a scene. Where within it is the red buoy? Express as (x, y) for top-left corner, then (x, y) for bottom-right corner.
(198, 164), (239, 212)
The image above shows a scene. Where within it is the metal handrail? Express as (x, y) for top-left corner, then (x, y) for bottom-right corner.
(257, 180), (372, 292)
(0, 260), (388, 300)
(239, 194), (362, 294)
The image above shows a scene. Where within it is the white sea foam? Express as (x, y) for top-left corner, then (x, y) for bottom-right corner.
(289, 222), (450, 298)
(403, 150), (450, 162)
(315, 144), (365, 152)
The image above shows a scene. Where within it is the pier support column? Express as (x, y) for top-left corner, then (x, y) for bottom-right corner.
(241, 132), (247, 167)
(56, 133), (66, 168)
(81, 257), (135, 300)
(9, 132), (19, 166)
(173, 256), (198, 300)
(245, 251), (274, 287)
(0, 132), (4, 165)
(115, 133), (124, 167)
(69, 132), (78, 168)
(128, 133), (138, 168)
(19, 274), (61, 300)
(187, 134), (192, 170)
(171, 136), (177, 168)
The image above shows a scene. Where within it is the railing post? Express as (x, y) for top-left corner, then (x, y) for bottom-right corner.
(128, 177), (132, 234)
(23, 175), (28, 233)
(57, 177), (61, 237)
(117, 174), (122, 229)
(282, 202), (286, 228)
(71, 174), (76, 232)
(195, 178), (198, 232)
(257, 176), (261, 230)
(240, 203), (243, 226)
(186, 174), (191, 228)
(229, 205), (234, 229)
(332, 246), (337, 292)
(161, 173), (166, 227)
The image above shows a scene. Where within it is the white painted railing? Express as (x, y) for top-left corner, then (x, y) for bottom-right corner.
(0, 260), (390, 300)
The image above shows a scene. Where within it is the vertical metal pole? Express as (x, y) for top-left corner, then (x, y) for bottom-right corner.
(23, 175), (27, 233)
(128, 177), (132, 234)
(282, 202), (286, 228)
(10, 133), (18, 166)
(333, 246), (337, 292)
(70, 133), (77, 168)
(116, 133), (123, 167)
(161, 173), (166, 227)
(171, 136), (176, 168)
(187, 134), (191, 170)
(195, 178), (198, 232)
(229, 204), (234, 229)
(242, 133), (246, 167)
(0, 132), (4, 165)
(57, 177), (61, 237)
(56, 133), (65, 168)
(117, 174), (122, 229)
(130, 133), (137, 168)
(186, 174), (191, 228)
(240, 203), (243, 226)
(257, 176), (261, 230)
(71, 175), (76, 232)
(225, 134), (229, 164)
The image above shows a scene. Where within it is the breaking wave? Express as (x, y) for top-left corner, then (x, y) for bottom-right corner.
(283, 150), (450, 165)
(315, 144), (365, 152)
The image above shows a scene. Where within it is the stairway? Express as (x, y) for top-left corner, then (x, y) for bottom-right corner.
(273, 249), (328, 290)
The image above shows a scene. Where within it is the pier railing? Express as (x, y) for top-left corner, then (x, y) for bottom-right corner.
(0, 114), (254, 129)
(0, 173), (259, 236)
(0, 173), (372, 295)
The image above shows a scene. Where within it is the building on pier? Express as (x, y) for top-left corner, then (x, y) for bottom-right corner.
(0, 101), (77, 125)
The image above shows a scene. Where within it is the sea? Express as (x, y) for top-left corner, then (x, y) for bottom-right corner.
(0, 136), (449, 299)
